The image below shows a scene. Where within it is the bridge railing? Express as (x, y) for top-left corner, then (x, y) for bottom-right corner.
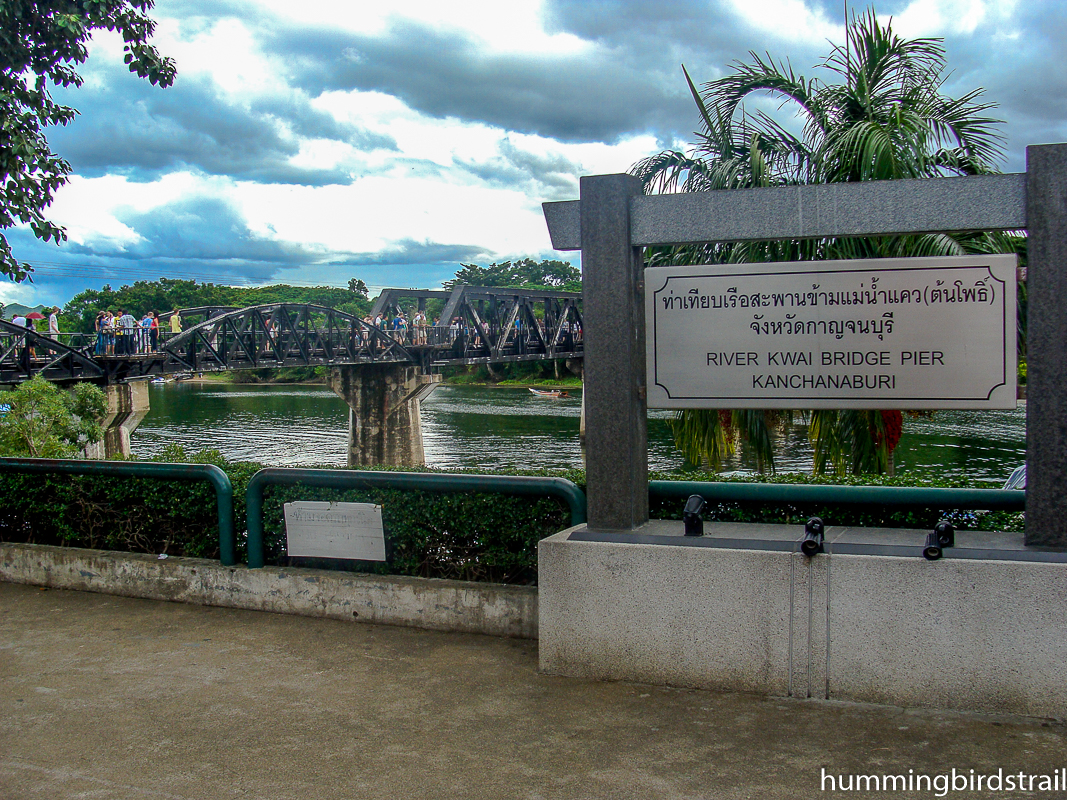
(649, 480), (1026, 512)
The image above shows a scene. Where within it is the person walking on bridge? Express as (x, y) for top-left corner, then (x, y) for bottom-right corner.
(46, 306), (60, 355)
(118, 310), (137, 356)
(169, 309), (182, 337)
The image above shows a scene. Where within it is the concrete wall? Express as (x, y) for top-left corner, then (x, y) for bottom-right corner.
(539, 524), (1067, 718)
(538, 530), (795, 695)
(829, 554), (1067, 715)
(0, 542), (536, 639)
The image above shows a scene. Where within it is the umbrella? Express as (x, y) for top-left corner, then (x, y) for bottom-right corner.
(25, 312), (46, 320)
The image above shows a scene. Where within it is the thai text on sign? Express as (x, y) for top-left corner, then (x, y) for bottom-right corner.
(646, 255), (1017, 410)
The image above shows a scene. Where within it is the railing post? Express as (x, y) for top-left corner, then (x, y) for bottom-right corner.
(580, 174), (648, 530)
(1025, 143), (1067, 546)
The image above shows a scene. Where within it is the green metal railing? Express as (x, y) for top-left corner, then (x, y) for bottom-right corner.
(649, 480), (1025, 512)
(245, 467), (587, 568)
(0, 458), (237, 566)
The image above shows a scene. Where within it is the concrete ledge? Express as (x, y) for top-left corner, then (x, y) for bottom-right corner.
(0, 542), (537, 639)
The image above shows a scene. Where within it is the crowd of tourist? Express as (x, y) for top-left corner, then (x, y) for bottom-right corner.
(93, 310), (169, 356)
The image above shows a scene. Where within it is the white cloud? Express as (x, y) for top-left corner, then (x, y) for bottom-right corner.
(234, 174), (551, 257)
(725, 0), (842, 43)
(46, 173), (225, 248)
(892, 0), (1020, 37)
(155, 17), (281, 97)
(0, 280), (40, 308)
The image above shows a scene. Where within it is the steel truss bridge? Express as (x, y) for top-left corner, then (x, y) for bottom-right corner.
(0, 286), (583, 384)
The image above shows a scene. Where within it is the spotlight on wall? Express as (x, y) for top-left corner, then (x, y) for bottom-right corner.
(923, 520), (956, 560)
(801, 517), (825, 557)
(683, 494), (706, 537)
(934, 520), (955, 549)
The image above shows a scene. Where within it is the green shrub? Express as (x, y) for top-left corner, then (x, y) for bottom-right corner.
(0, 454), (1023, 584)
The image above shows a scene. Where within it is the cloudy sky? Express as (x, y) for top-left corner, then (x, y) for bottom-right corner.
(3, 0), (1063, 309)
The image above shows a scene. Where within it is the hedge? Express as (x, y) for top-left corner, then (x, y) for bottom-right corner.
(0, 448), (1023, 584)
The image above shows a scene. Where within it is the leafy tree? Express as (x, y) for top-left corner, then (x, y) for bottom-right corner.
(445, 258), (581, 292)
(348, 278), (369, 298)
(1, 1), (176, 282)
(632, 10), (1014, 474)
(0, 375), (106, 456)
(62, 278), (372, 332)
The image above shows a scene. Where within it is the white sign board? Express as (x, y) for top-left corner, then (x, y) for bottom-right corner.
(283, 501), (386, 561)
(646, 255), (1017, 409)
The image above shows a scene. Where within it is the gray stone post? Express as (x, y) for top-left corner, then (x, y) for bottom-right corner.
(1025, 144), (1067, 546)
(580, 174), (647, 530)
(327, 364), (440, 467)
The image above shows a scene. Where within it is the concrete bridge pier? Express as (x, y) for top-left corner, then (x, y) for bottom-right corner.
(84, 381), (151, 459)
(327, 365), (441, 467)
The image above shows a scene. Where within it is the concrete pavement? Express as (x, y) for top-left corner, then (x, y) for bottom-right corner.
(2, 581), (1066, 799)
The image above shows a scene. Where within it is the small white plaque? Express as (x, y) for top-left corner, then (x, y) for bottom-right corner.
(283, 501), (386, 561)
(646, 255), (1017, 410)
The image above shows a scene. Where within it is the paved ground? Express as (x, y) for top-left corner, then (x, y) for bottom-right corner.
(2, 582), (1066, 800)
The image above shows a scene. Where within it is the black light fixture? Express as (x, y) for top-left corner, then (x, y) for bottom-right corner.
(934, 520), (955, 548)
(683, 494), (705, 537)
(923, 520), (955, 561)
(801, 516), (825, 556)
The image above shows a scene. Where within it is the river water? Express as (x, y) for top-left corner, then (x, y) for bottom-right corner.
(131, 382), (1026, 483)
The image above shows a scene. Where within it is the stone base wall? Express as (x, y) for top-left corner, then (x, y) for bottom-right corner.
(539, 524), (1067, 719)
(0, 542), (537, 639)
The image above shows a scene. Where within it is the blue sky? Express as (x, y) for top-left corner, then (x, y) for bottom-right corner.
(4, 0), (1063, 309)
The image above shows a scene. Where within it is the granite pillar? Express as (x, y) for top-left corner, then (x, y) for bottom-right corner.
(580, 174), (647, 530)
(1025, 143), (1067, 546)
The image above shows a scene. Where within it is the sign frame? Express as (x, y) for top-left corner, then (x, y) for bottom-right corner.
(646, 254), (1018, 410)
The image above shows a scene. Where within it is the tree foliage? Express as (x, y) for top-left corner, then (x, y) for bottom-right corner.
(0, 374), (106, 456)
(0, 0), (176, 281)
(444, 258), (581, 292)
(632, 10), (1014, 475)
(347, 278), (369, 298)
(61, 278), (372, 332)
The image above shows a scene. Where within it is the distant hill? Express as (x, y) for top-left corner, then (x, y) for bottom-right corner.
(1, 302), (48, 320)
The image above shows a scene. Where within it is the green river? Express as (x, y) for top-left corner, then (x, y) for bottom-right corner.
(131, 382), (1026, 483)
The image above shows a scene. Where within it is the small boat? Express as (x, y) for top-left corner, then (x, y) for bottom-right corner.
(1003, 464), (1026, 490)
(150, 377), (167, 384)
(529, 388), (569, 398)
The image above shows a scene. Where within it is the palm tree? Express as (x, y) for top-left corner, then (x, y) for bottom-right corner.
(633, 9), (1015, 474)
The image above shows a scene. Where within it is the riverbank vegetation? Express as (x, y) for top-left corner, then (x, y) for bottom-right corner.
(0, 376), (105, 457)
(443, 359), (583, 387)
(0, 448), (1023, 584)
